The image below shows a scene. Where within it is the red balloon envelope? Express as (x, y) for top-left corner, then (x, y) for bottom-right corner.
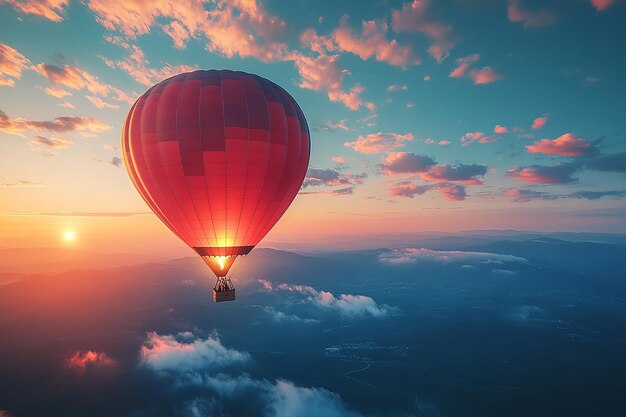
(122, 70), (310, 280)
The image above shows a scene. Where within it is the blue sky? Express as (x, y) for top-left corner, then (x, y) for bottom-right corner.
(0, 0), (625, 248)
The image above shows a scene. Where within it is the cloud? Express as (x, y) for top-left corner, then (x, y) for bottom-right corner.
(0, 42), (30, 87)
(44, 87), (71, 97)
(0, 179), (44, 188)
(300, 29), (336, 54)
(344, 132), (413, 154)
(0, 109), (112, 136)
(89, 0), (288, 62)
(386, 84), (408, 92)
(300, 187), (354, 196)
(140, 332), (250, 373)
(531, 115), (549, 130)
(93, 156), (123, 167)
(504, 187), (554, 203)
(291, 53), (374, 111)
(58, 101), (75, 108)
(331, 16), (419, 68)
(568, 190), (626, 200)
(507, 164), (579, 184)
(2, 0), (69, 22)
(86, 95), (120, 110)
(449, 54), (479, 78)
(388, 182), (468, 201)
(67, 350), (115, 370)
(378, 152), (435, 174)
(507, 0), (556, 28)
(318, 119), (349, 131)
(449, 54), (502, 84)
(263, 307), (318, 323)
(469, 66), (503, 84)
(584, 151), (626, 172)
(391, 0), (457, 62)
(101, 42), (198, 87)
(379, 247), (528, 265)
(505, 187), (626, 202)
(460, 131), (501, 145)
(262, 280), (392, 318)
(0, 410), (15, 417)
(494, 125), (509, 134)
(526, 133), (598, 157)
(29, 135), (72, 154)
(420, 163), (487, 184)
(332, 156), (347, 164)
(302, 168), (365, 188)
(591, 0), (617, 10)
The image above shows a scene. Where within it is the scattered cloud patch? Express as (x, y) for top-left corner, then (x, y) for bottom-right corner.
(29, 135), (72, 154)
(531, 115), (549, 130)
(590, 0), (616, 11)
(261, 280), (393, 318)
(526, 133), (598, 157)
(450, 54), (502, 84)
(67, 350), (115, 370)
(507, 164), (579, 184)
(0, 179), (44, 188)
(86, 95), (120, 110)
(344, 132), (413, 154)
(461, 131), (501, 145)
(0, 109), (112, 136)
(391, 0), (457, 62)
(494, 125), (509, 134)
(508, 0), (556, 28)
(0, 42), (30, 86)
(139, 332), (249, 373)
(2, 0), (69, 22)
(93, 156), (122, 167)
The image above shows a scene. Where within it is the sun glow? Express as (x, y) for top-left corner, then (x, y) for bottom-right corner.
(64, 231), (76, 241)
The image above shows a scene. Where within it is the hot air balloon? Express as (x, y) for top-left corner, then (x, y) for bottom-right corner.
(122, 70), (310, 302)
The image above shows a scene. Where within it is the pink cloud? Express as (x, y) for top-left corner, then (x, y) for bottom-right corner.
(449, 54), (479, 78)
(461, 131), (501, 145)
(2, 0), (69, 22)
(469, 66), (503, 84)
(58, 101), (74, 108)
(86, 95), (120, 110)
(526, 133), (596, 157)
(67, 350), (115, 370)
(0, 42), (30, 87)
(388, 182), (467, 201)
(0, 109), (112, 136)
(419, 163), (487, 185)
(332, 156), (347, 164)
(508, 0), (556, 28)
(450, 54), (502, 84)
(44, 87), (71, 97)
(345, 132), (414, 154)
(531, 115), (549, 130)
(505, 188), (552, 203)
(89, 0), (288, 62)
(438, 140), (450, 146)
(391, 0), (457, 62)
(386, 84), (408, 92)
(300, 29), (336, 54)
(507, 164), (578, 184)
(591, 0), (616, 10)
(292, 53), (373, 111)
(102, 44), (197, 87)
(494, 125), (509, 134)
(379, 152), (435, 174)
(332, 17), (419, 68)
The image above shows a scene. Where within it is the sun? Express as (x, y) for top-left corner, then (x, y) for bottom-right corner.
(64, 231), (76, 241)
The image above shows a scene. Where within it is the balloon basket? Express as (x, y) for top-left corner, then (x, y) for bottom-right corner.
(213, 277), (236, 303)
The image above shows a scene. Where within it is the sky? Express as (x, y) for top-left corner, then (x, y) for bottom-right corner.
(1, 0), (625, 255)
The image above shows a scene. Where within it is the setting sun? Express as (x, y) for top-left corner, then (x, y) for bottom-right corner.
(64, 231), (76, 241)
